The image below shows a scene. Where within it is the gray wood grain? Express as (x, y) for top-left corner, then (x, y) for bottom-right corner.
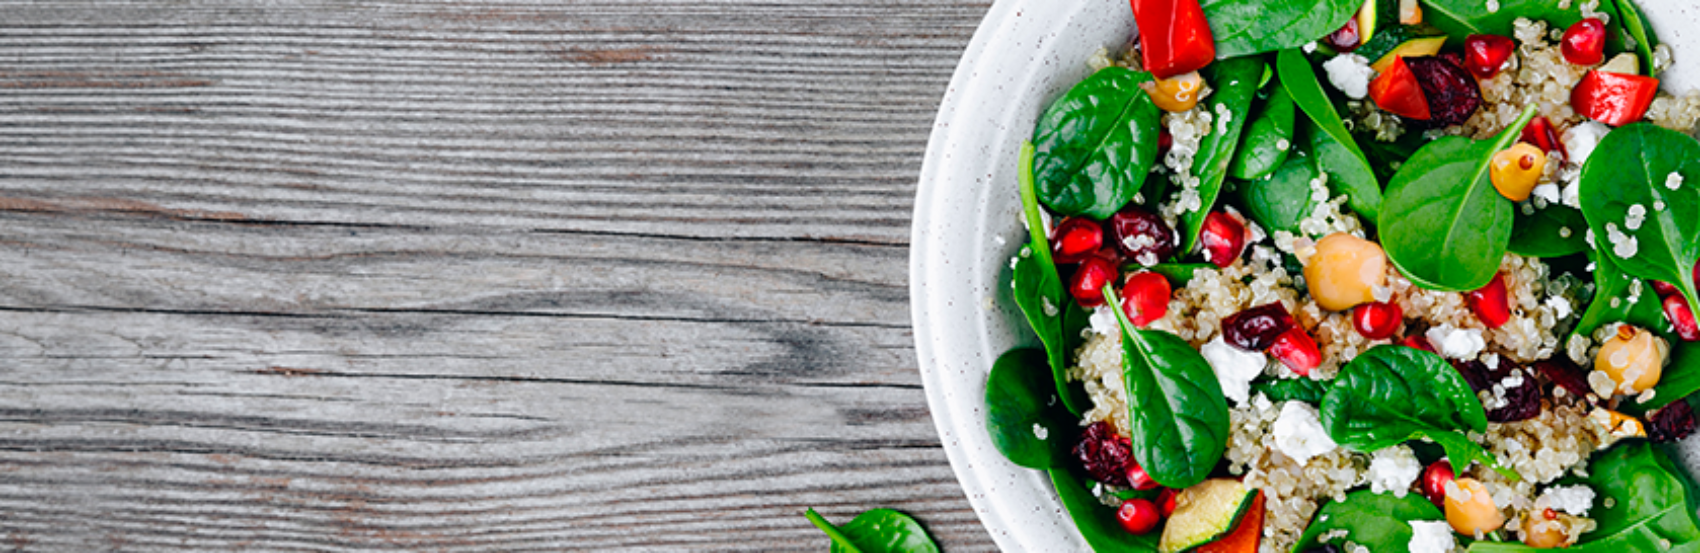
(0, 0), (996, 550)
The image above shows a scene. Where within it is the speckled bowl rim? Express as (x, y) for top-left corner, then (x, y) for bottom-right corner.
(912, 1), (1700, 550)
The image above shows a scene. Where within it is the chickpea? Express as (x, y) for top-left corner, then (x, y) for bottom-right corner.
(1594, 324), (1668, 394)
(1303, 233), (1388, 312)
(1141, 71), (1205, 113)
(1490, 143), (1547, 202)
(1444, 478), (1505, 536)
(1521, 510), (1570, 548)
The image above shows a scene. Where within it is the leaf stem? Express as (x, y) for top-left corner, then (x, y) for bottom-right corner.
(1017, 141), (1055, 269)
(1495, 104), (1541, 149)
(804, 508), (866, 553)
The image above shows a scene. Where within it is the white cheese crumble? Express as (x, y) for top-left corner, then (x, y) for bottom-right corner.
(1201, 335), (1268, 405)
(1562, 121), (1609, 167)
(1089, 305), (1121, 337)
(1367, 445), (1421, 497)
(1273, 401), (1338, 464)
(1408, 521), (1457, 553)
(1426, 325), (1487, 360)
(1537, 484), (1596, 516)
(1323, 53), (1375, 100)
(1532, 183), (1561, 204)
(1546, 296), (1573, 319)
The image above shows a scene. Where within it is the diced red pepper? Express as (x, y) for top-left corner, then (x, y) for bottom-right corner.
(1573, 70), (1660, 127)
(1130, 0), (1216, 79)
(1369, 57), (1431, 120)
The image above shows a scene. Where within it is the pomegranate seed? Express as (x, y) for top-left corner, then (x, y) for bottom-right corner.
(1466, 272), (1512, 329)
(1052, 216), (1105, 265)
(1352, 301), (1403, 340)
(1323, 16), (1361, 53)
(1654, 280), (1680, 298)
(1121, 271), (1172, 327)
(1406, 56), (1483, 127)
(1664, 294), (1700, 341)
(1401, 334), (1437, 354)
(1519, 116), (1568, 159)
(1199, 211), (1248, 268)
(1074, 421), (1134, 487)
(1562, 18), (1607, 66)
(1068, 253), (1118, 308)
(1125, 459), (1159, 491)
(1463, 34), (1515, 78)
(1157, 488), (1179, 518)
(1649, 401), (1699, 443)
(1222, 302), (1297, 351)
(1532, 358), (1593, 402)
(1270, 327), (1322, 376)
(1116, 498), (1161, 535)
(1420, 460), (1455, 507)
(1109, 207), (1178, 266)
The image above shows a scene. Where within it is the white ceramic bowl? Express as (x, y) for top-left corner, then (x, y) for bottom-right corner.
(912, 1), (1700, 550)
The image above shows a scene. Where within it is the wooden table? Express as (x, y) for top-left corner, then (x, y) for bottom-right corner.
(0, 1), (996, 549)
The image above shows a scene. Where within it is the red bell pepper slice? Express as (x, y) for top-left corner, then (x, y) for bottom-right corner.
(1131, 0), (1215, 79)
(1573, 70), (1660, 127)
(1369, 57), (1431, 120)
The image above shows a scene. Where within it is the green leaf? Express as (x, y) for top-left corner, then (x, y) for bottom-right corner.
(1201, 0), (1363, 58)
(1615, 0), (1659, 77)
(1031, 67), (1162, 219)
(1309, 117), (1382, 224)
(1180, 56), (1265, 255)
(1134, 262), (1216, 286)
(1050, 467), (1161, 552)
(1276, 48), (1380, 226)
(1510, 204), (1590, 258)
(1321, 345), (1517, 479)
(985, 348), (1076, 469)
(1579, 123), (1700, 329)
(1423, 0), (1613, 45)
(1466, 443), (1700, 552)
(1641, 341), (1700, 412)
(1382, 104), (1538, 292)
(1251, 376), (1329, 405)
(1013, 142), (1094, 416)
(1105, 287), (1230, 489)
(1228, 85), (1296, 181)
(1293, 489), (1445, 553)
(805, 508), (941, 553)
(1237, 150), (1321, 235)
(1570, 249), (1668, 347)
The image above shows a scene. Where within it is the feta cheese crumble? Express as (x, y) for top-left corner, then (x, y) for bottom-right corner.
(1273, 401), (1338, 464)
(1537, 484), (1596, 516)
(1089, 305), (1120, 337)
(1562, 121), (1609, 167)
(1323, 54), (1374, 100)
(1202, 336), (1268, 405)
(1367, 445), (1421, 497)
(1426, 325), (1487, 360)
(1408, 521), (1457, 553)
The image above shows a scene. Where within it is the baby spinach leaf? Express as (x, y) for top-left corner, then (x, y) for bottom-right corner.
(1200, 0), (1362, 58)
(1276, 48), (1380, 225)
(1031, 67), (1162, 219)
(1251, 376), (1328, 404)
(1105, 286), (1230, 489)
(1228, 85), (1295, 181)
(1423, 0), (1609, 45)
(1638, 341), (1700, 412)
(1180, 56), (1264, 255)
(1136, 262), (1215, 286)
(1579, 123), (1700, 326)
(1293, 489), (1445, 553)
(1049, 467), (1160, 552)
(1618, 0), (1659, 76)
(985, 348), (1076, 469)
(805, 508), (941, 553)
(1570, 249), (1668, 346)
(1321, 345), (1517, 479)
(1382, 104), (1538, 292)
(1309, 117), (1382, 225)
(1013, 142), (1093, 415)
(1509, 204), (1590, 258)
(1467, 443), (1700, 552)
(1237, 150), (1321, 235)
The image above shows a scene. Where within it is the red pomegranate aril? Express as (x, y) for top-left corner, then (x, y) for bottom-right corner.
(1200, 211), (1248, 268)
(1466, 272), (1512, 329)
(1420, 460), (1456, 507)
(1562, 18), (1607, 66)
(1074, 421), (1134, 487)
(1352, 301), (1404, 340)
(1110, 206), (1178, 265)
(1157, 488), (1179, 518)
(1121, 271), (1172, 327)
(1117, 498), (1162, 535)
(1664, 294), (1700, 341)
(1053, 216), (1105, 265)
(1464, 34), (1515, 78)
(1069, 254), (1118, 308)
(1323, 16), (1361, 52)
(1401, 334), (1437, 354)
(1406, 56), (1483, 127)
(1270, 327), (1322, 376)
(1126, 459), (1159, 491)
(1654, 280), (1680, 298)
(1519, 116), (1568, 159)
(1222, 302), (1298, 351)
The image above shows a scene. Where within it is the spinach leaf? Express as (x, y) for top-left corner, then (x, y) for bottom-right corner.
(1361, 128), (1427, 184)
(985, 348), (1076, 469)
(1251, 376), (1329, 404)
(1136, 262), (1216, 286)
(1229, 85), (1295, 181)
(1237, 150), (1321, 235)
(1467, 443), (1700, 552)
(1615, 0), (1659, 77)
(1200, 0), (1362, 58)
(1105, 287), (1230, 489)
(1276, 48), (1380, 225)
(1570, 249), (1667, 346)
(1579, 123), (1700, 326)
(1013, 142), (1094, 415)
(1309, 117), (1382, 225)
(1180, 56), (1265, 255)
(1293, 489), (1446, 552)
(1638, 341), (1700, 412)
(1509, 204), (1590, 258)
(1049, 467), (1160, 552)
(1382, 104), (1538, 292)
(1321, 345), (1518, 479)
(805, 508), (941, 553)
(1031, 67), (1162, 219)
(1423, 0), (1610, 45)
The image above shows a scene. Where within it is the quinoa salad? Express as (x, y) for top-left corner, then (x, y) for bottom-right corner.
(982, 0), (1700, 551)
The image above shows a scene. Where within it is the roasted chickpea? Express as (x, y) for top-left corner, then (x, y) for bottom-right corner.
(1303, 233), (1388, 312)
(1594, 324), (1668, 394)
(1141, 71), (1205, 113)
(1444, 478), (1505, 536)
(1490, 143), (1547, 202)
(1521, 511), (1569, 549)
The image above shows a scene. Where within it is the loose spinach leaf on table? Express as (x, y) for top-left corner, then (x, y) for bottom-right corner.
(1180, 56), (1264, 255)
(1467, 443), (1700, 552)
(1050, 467), (1160, 552)
(1229, 85), (1295, 182)
(1013, 142), (1093, 415)
(805, 508), (941, 553)
(985, 348), (1075, 469)
(1031, 67), (1162, 219)
(1509, 204), (1590, 258)
(1579, 123), (1700, 325)
(1276, 48), (1380, 225)
(1293, 489), (1446, 553)
(1382, 104), (1538, 292)
(1321, 345), (1518, 480)
(1200, 0), (1362, 58)
(1237, 149), (1321, 235)
(1105, 287), (1230, 489)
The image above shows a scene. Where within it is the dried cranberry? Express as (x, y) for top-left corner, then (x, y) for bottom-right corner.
(1464, 34), (1516, 78)
(1109, 207), (1177, 266)
(1562, 18), (1607, 66)
(1664, 294), (1700, 341)
(1053, 216), (1105, 265)
(1405, 56), (1483, 128)
(1532, 358), (1593, 403)
(1466, 272), (1512, 329)
(1068, 253), (1118, 308)
(1074, 421), (1133, 487)
(1270, 327), (1322, 376)
(1453, 358), (1542, 422)
(1520, 116), (1568, 159)
(1420, 460), (1456, 508)
(1222, 302), (1297, 351)
(1323, 16), (1361, 53)
(1649, 401), (1698, 443)
(1121, 271), (1172, 327)
(1352, 301), (1403, 340)
(1199, 211), (1248, 269)
(1117, 498), (1161, 535)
